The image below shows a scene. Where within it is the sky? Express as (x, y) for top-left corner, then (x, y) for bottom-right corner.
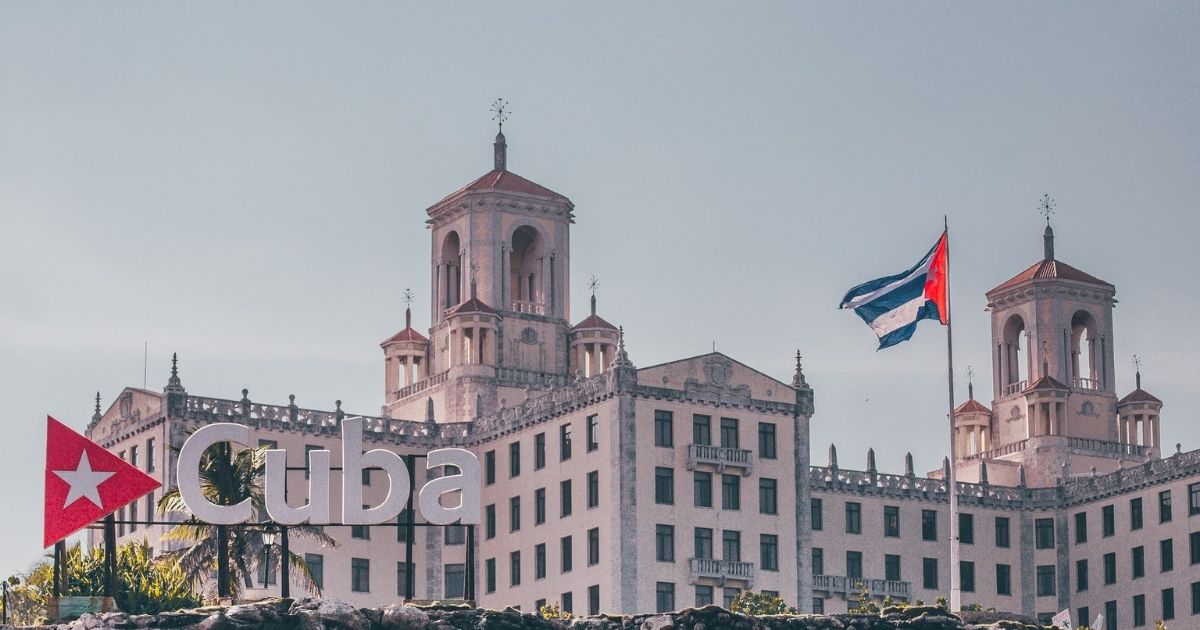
(2, 2), (1198, 577)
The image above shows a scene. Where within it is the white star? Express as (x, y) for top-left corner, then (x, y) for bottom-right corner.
(53, 451), (114, 509)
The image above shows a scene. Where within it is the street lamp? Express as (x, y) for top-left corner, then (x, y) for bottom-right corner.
(262, 524), (290, 598)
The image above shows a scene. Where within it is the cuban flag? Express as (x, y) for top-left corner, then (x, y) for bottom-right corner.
(839, 230), (949, 349)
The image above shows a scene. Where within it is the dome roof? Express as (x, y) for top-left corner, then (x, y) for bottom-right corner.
(955, 398), (991, 415)
(380, 327), (428, 347)
(571, 313), (618, 332)
(1118, 388), (1162, 405)
(446, 297), (498, 317)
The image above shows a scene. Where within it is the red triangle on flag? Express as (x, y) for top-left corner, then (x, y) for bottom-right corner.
(44, 415), (162, 548)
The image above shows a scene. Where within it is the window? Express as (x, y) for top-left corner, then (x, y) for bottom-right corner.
(722, 530), (742, 562)
(760, 534), (778, 571)
(1131, 497), (1143, 530)
(351, 504), (370, 540)
(129, 446), (138, 470)
(484, 504), (495, 539)
(692, 414), (711, 446)
(129, 500), (137, 532)
(1161, 538), (1174, 572)
(1192, 531), (1200, 565)
(654, 411), (673, 447)
(1160, 489), (1172, 523)
(1105, 601), (1117, 630)
(812, 548), (824, 575)
(1194, 581), (1200, 614)
(922, 509), (937, 541)
(1190, 482), (1200, 515)
(1104, 552), (1117, 584)
(510, 496), (521, 532)
(812, 598), (825, 614)
(444, 564), (465, 599)
(995, 516), (1010, 548)
(535, 543), (547, 579)
(560, 423), (573, 460)
(695, 528), (713, 559)
(535, 488), (546, 525)
(695, 585), (713, 606)
(694, 472), (713, 508)
(561, 591), (573, 615)
(1036, 565), (1055, 596)
(1162, 587), (1175, 621)
(351, 558), (370, 592)
(587, 471), (599, 508)
(758, 422), (776, 459)
(959, 513), (975, 545)
(397, 510), (411, 542)
(146, 438), (156, 472)
(561, 536), (573, 573)
(586, 415), (599, 451)
(759, 478), (777, 515)
(305, 554), (323, 590)
(1076, 559), (1089, 592)
(587, 527), (600, 565)
(485, 450), (495, 485)
(1035, 518), (1054, 549)
(509, 441), (521, 478)
(1074, 511), (1087, 544)
(361, 465), (374, 486)
(257, 544), (275, 586)
(398, 562), (411, 597)
(484, 558), (496, 594)
(812, 498), (824, 531)
(510, 550), (521, 586)
(655, 467), (674, 505)
(305, 445), (321, 480)
(845, 502), (862, 534)
(996, 564), (1011, 596)
(922, 558), (938, 590)
(719, 417), (739, 449)
(656, 525), (674, 562)
(1132, 545), (1145, 579)
(885, 554), (901, 581)
(1077, 608), (1089, 629)
(723, 588), (738, 609)
(588, 585), (600, 615)
(561, 479), (573, 517)
(846, 551), (862, 579)
(1133, 593), (1145, 627)
(960, 561), (976, 593)
(721, 474), (740, 510)
(656, 582), (675, 613)
(444, 525), (465, 546)
(535, 433), (546, 470)
(1102, 504), (1115, 536)
(884, 505), (900, 537)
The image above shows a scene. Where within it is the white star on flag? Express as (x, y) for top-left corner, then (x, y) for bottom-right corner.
(52, 451), (114, 509)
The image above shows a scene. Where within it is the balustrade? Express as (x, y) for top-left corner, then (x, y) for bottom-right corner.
(687, 444), (754, 475)
(689, 558), (755, 587)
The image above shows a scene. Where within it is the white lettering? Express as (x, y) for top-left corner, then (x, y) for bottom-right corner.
(178, 423), (253, 525)
(419, 448), (481, 525)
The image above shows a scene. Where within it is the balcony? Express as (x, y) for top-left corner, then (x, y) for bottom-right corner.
(812, 575), (910, 601)
(1002, 380), (1026, 396)
(689, 558), (755, 587)
(687, 444), (754, 476)
(1072, 377), (1100, 391)
(509, 300), (545, 315)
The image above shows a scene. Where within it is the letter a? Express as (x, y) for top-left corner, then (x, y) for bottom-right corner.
(418, 448), (481, 525)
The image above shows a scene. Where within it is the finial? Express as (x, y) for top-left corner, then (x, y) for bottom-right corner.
(491, 99), (509, 171)
(469, 261), (479, 299)
(426, 396), (435, 422)
(588, 276), (599, 316)
(490, 98), (509, 133)
(980, 460), (989, 485)
(1040, 194), (1056, 260)
(610, 325), (634, 370)
(1132, 354), (1143, 389)
(92, 392), (102, 422)
(866, 448), (876, 473)
(792, 350), (809, 389)
(164, 352), (184, 391)
(942, 457), (951, 482)
(335, 399), (344, 421)
(171, 352), (178, 377)
(966, 365), (975, 400)
(904, 452), (914, 477)
(403, 289), (414, 329)
(1018, 464), (1027, 487)
(828, 444), (838, 468)
(1041, 340), (1051, 377)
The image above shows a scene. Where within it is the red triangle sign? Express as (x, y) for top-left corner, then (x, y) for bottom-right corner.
(44, 415), (161, 548)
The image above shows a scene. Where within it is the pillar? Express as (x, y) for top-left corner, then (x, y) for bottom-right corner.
(1142, 416), (1152, 450)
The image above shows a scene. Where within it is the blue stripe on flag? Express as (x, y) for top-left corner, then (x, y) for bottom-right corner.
(850, 273), (928, 325)
(876, 300), (941, 349)
(838, 238), (941, 307)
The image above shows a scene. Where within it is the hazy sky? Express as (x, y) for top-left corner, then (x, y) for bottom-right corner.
(2, 2), (1198, 577)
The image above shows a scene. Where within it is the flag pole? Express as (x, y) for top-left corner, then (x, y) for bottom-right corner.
(944, 215), (961, 612)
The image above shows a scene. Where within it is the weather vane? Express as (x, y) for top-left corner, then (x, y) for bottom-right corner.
(1039, 193), (1056, 225)
(491, 98), (510, 133)
(966, 365), (974, 385)
(1132, 354), (1142, 372)
(402, 288), (414, 308)
(588, 275), (599, 297)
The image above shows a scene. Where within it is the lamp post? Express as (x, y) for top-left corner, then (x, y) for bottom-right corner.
(261, 525), (290, 598)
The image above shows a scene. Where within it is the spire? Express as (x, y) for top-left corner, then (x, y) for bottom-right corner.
(164, 352), (184, 392)
(1039, 194), (1056, 261)
(828, 444), (838, 468)
(1133, 354), (1143, 389)
(403, 288), (414, 329)
(610, 326), (634, 369)
(92, 392), (102, 423)
(491, 98), (509, 171)
(791, 350), (809, 389)
(966, 365), (975, 400)
(980, 460), (990, 485)
(588, 276), (599, 316)
(904, 452), (914, 477)
(866, 448), (876, 474)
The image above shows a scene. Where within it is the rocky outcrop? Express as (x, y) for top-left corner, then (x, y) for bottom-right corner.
(1, 599), (1052, 630)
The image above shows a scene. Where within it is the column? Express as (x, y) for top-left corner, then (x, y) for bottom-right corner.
(1048, 402), (1057, 436)
(1142, 416), (1152, 451)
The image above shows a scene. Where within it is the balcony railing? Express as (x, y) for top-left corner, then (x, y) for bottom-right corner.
(1072, 377), (1100, 391)
(395, 370), (449, 400)
(811, 575), (910, 600)
(689, 558), (755, 587)
(509, 300), (545, 315)
(1002, 380), (1027, 396)
(687, 444), (754, 475)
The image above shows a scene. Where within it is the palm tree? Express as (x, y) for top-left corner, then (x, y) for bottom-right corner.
(157, 441), (336, 599)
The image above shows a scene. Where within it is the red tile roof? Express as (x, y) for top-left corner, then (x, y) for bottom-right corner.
(1025, 375), (1069, 392)
(955, 399), (991, 415)
(990, 259), (1113, 294)
(571, 314), (618, 331)
(380, 327), (428, 347)
(446, 297), (498, 317)
(436, 169), (568, 205)
(1118, 388), (1162, 405)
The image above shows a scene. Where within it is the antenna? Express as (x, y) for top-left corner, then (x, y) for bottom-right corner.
(143, 341), (148, 389)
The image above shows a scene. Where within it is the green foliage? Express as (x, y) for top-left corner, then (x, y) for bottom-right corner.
(537, 602), (573, 619)
(847, 581), (879, 614)
(729, 590), (796, 615)
(960, 602), (996, 612)
(1155, 620), (1168, 630)
(935, 595), (948, 608)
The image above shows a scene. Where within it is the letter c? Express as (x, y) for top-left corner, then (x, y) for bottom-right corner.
(178, 423), (253, 525)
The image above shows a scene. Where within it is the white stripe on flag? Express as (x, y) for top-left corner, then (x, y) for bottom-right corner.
(842, 254), (935, 310)
(867, 294), (927, 338)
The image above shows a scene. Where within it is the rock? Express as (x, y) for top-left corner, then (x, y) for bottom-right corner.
(639, 616), (673, 630)
(379, 604), (430, 630)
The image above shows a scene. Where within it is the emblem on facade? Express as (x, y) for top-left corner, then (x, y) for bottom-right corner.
(703, 357), (732, 386)
(521, 327), (538, 345)
(1080, 401), (1097, 417)
(1008, 406), (1023, 421)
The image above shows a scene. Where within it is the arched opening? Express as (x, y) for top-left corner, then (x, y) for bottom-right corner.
(509, 225), (544, 311)
(1001, 314), (1028, 394)
(440, 231), (462, 309)
(1070, 310), (1098, 389)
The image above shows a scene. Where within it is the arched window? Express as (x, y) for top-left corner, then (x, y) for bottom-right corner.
(1001, 314), (1028, 393)
(509, 226), (544, 311)
(1070, 310), (1098, 388)
(440, 231), (462, 309)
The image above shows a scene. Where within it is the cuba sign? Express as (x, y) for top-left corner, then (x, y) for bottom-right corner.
(178, 418), (481, 526)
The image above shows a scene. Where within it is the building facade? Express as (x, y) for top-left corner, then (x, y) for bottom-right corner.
(85, 133), (1198, 628)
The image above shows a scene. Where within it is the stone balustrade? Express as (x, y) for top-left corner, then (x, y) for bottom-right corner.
(812, 574), (911, 600)
(687, 444), (754, 475)
(688, 557), (755, 587)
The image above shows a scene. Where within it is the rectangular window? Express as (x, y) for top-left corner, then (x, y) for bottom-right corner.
(587, 415), (599, 452)
(399, 562), (412, 597)
(655, 467), (674, 505)
(561, 535), (574, 573)
(812, 498), (824, 531)
(1194, 581), (1200, 614)
(1076, 558), (1089, 592)
(444, 564), (465, 599)
(351, 504), (370, 540)
(721, 474), (740, 510)
(1161, 538), (1174, 572)
(588, 585), (600, 615)
(1104, 552), (1117, 584)
(722, 530), (742, 562)
(884, 554), (901, 581)
(535, 488), (546, 525)
(845, 550), (862, 579)
(1074, 511), (1087, 544)
(723, 588), (738, 609)
(923, 557), (938, 590)
(444, 525), (465, 546)
(760, 534), (778, 571)
(996, 564), (1011, 596)
(535, 433), (546, 470)
(719, 417), (739, 449)
(693, 472), (713, 508)
(884, 505), (900, 537)
(1035, 518), (1055, 549)
(695, 528), (713, 560)
(1160, 489), (1172, 523)
(1192, 531), (1200, 565)
(1131, 497), (1143, 530)
(362, 466), (373, 486)
(587, 470), (599, 508)
(759, 478), (777, 515)
(1162, 587), (1175, 621)
(485, 558), (496, 594)
(1190, 482), (1200, 515)
(146, 438), (156, 472)
(397, 510), (411, 542)
(1132, 545), (1145, 579)
(1105, 601), (1117, 630)
(1133, 593), (1145, 627)
(812, 598), (825, 614)
(758, 422), (776, 459)
(510, 550), (521, 586)
(129, 500), (137, 532)
(960, 560), (976, 593)
(587, 527), (600, 565)
(129, 446), (138, 470)
(922, 509), (937, 541)
(351, 557), (370, 592)
(695, 585), (713, 606)
(560, 423), (573, 461)
(305, 554), (323, 590)
(510, 496), (521, 532)
(812, 548), (824, 575)
(692, 414), (711, 446)
(845, 502), (862, 534)
(656, 525), (675, 562)
(656, 582), (675, 613)
(561, 591), (573, 615)
(485, 450), (495, 485)
(484, 504), (495, 539)
(1036, 565), (1055, 596)
(959, 512), (975, 545)
(995, 516), (1010, 548)
(1102, 504), (1115, 536)
(1077, 607), (1089, 629)
(561, 479), (573, 517)
(509, 441), (521, 478)
(654, 410), (674, 447)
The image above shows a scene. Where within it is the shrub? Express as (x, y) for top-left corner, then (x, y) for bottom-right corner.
(730, 590), (796, 615)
